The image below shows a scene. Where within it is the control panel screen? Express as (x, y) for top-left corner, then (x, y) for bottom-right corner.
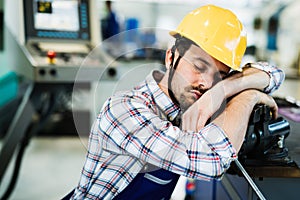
(34, 0), (79, 32)
(25, 0), (90, 41)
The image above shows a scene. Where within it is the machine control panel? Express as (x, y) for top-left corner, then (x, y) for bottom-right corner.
(23, 41), (118, 82)
(11, 0), (118, 83)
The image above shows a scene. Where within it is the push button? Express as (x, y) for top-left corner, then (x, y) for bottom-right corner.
(47, 50), (56, 64)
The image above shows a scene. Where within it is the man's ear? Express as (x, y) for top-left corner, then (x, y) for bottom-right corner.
(165, 48), (173, 70)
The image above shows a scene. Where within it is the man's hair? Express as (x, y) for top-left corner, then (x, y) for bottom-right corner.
(171, 36), (198, 57)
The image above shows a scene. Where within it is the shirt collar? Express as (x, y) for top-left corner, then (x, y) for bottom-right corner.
(143, 70), (181, 121)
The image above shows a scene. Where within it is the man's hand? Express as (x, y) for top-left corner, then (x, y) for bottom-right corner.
(181, 81), (227, 132)
(253, 89), (278, 119)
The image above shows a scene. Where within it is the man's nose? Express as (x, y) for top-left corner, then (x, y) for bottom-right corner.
(197, 74), (214, 90)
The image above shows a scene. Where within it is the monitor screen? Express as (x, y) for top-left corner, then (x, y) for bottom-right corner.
(34, 1), (79, 32)
(25, 0), (90, 42)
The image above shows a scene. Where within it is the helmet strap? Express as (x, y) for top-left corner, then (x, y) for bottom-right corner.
(168, 51), (181, 107)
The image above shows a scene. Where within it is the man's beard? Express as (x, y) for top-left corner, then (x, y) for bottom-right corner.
(179, 94), (194, 113)
(178, 85), (207, 113)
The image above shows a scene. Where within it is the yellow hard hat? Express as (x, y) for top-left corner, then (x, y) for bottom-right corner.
(170, 5), (247, 71)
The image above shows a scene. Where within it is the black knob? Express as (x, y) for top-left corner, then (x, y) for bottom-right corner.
(49, 69), (57, 76)
(107, 68), (117, 77)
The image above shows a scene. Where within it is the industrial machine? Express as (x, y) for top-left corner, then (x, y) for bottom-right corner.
(239, 104), (292, 166)
(6, 0), (118, 82)
(0, 1), (120, 198)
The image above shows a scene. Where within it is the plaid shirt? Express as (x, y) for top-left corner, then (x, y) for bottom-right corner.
(249, 61), (285, 94)
(73, 64), (284, 200)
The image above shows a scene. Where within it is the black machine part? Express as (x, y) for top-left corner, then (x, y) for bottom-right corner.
(238, 104), (292, 166)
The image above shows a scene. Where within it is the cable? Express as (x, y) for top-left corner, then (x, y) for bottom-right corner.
(0, 131), (29, 200)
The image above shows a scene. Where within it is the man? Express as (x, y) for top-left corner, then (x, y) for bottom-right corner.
(101, 0), (120, 41)
(70, 5), (284, 200)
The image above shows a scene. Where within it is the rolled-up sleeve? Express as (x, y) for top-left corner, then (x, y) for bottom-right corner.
(198, 123), (237, 169)
(182, 123), (237, 180)
(249, 62), (285, 94)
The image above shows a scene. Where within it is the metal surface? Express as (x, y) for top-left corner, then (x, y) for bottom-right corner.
(285, 119), (300, 168)
(0, 83), (34, 184)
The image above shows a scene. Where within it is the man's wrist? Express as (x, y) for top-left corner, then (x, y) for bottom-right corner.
(221, 77), (245, 99)
(248, 63), (271, 90)
(247, 62), (285, 94)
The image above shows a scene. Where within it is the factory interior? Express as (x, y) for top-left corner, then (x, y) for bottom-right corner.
(0, 0), (300, 199)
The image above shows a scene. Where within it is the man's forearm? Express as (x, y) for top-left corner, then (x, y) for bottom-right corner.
(221, 67), (270, 99)
(212, 90), (260, 151)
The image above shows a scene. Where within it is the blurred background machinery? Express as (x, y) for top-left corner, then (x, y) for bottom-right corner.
(0, 1), (119, 198)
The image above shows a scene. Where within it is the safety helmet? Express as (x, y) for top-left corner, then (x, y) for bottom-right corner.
(170, 5), (247, 71)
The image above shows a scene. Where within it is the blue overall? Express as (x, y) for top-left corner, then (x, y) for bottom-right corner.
(113, 164), (180, 200)
(61, 165), (180, 200)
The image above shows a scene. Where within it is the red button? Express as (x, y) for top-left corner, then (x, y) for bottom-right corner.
(47, 50), (56, 59)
